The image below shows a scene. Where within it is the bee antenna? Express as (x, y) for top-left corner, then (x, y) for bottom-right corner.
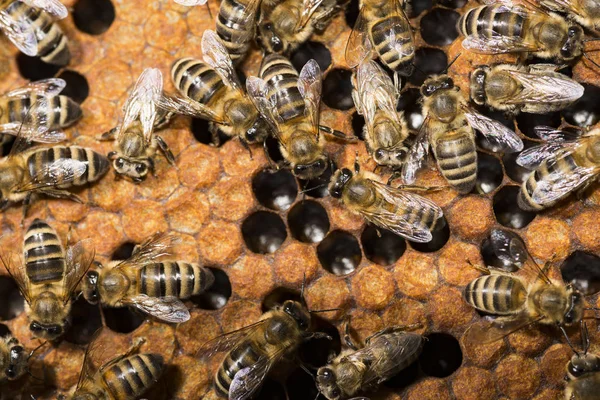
(301, 272), (306, 301)
(205, 1), (213, 19)
(583, 52), (600, 69)
(299, 183), (328, 194)
(559, 325), (580, 357)
(583, 38), (600, 42)
(441, 53), (461, 74)
(27, 341), (47, 360)
(309, 308), (341, 314)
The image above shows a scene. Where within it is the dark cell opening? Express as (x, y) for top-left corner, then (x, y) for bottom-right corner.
(361, 224), (406, 266)
(408, 47), (448, 87)
(190, 118), (230, 146)
(409, 0), (434, 17)
(287, 367), (323, 400)
(344, 0), (360, 29)
(256, 379), (287, 400)
(72, 0), (116, 35)
(515, 111), (561, 139)
(480, 237), (521, 273)
(420, 8), (460, 47)
(57, 70), (89, 104)
(236, 68), (247, 87)
(474, 153), (503, 194)
(409, 216), (449, 253)
(298, 316), (341, 368)
(561, 251), (600, 296)
(419, 332), (462, 378)
(16, 54), (61, 81)
(190, 267), (231, 310)
(265, 136), (284, 164)
(351, 112), (366, 141)
(288, 200), (330, 243)
(503, 139), (536, 183)
(317, 230), (362, 275)
(474, 108), (516, 152)
(437, 0), (467, 8)
(0, 134), (15, 157)
(261, 287), (303, 312)
(242, 211), (287, 254)
(63, 297), (102, 345)
(322, 69), (354, 110)
(397, 87), (424, 130)
(0, 323), (9, 337)
(493, 186), (536, 229)
(103, 306), (145, 333)
(111, 241), (136, 260)
(383, 359), (421, 388)
(562, 83), (600, 127)
(252, 169), (298, 211)
(291, 42), (332, 72)
(298, 161), (336, 199)
(0, 276), (25, 320)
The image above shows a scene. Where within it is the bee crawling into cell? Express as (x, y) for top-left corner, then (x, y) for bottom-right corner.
(564, 322), (600, 400)
(81, 232), (214, 324)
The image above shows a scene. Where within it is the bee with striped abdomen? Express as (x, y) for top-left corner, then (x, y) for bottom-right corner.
(0, 335), (27, 382)
(1, 219), (95, 340)
(216, 0), (261, 64)
(564, 323), (600, 400)
(81, 232), (213, 323)
(345, 0), (415, 86)
(352, 59), (410, 169)
(247, 55), (351, 180)
(516, 126), (600, 211)
(540, 0), (600, 31)
(463, 229), (585, 346)
(0, 0), (70, 65)
(329, 160), (444, 243)
(399, 74), (523, 194)
(68, 333), (164, 400)
(257, 0), (347, 54)
(470, 63), (584, 116)
(458, 0), (585, 64)
(171, 30), (270, 149)
(317, 321), (424, 400)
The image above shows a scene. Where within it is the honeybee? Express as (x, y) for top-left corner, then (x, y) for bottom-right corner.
(81, 232), (214, 324)
(516, 126), (600, 211)
(540, 0), (600, 31)
(200, 295), (333, 398)
(352, 59), (409, 169)
(257, 0), (347, 54)
(470, 63), (584, 116)
(345, 0), (415, 86)
(0, 335), (27, 382)
(564, 323), (600, 400)
(1, 219), (95, 340)
(458, 0), (585, 63)
(67, 332), (164, 400)
(329, 161), (444, 243)
(216, 0), (261, 64)
(316, 322), (424, 400)
(0, 78), (82, 135)
(0, 0), (70, 65)
(398, 74), (523, 194)
(171, 30), (270, 148)
(463, 230), (585, 345)
(247, 55), (350, 179)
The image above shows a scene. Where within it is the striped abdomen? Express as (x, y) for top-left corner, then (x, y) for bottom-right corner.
(370, 15), (414, 72)
(26, 146), (109, 188)
(4, 1), (70, 65)
(23, 219), (65, 284)
(433, 130), (477, 194)
(260, 55), (305, 122)
(171, 58), (226, 105)
(102, 354), (164, 400)
(215, 338), (263, 397)
(1, 94), (82, 129)
(216, 0), (259, 63)
(379, 190), (443, 233)
(137, 262), (215, 299)
(464, 275), (527, 315)
(458, 5), (526, 40)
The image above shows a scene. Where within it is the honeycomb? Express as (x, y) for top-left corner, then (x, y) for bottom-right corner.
(0, 0), (600, 398)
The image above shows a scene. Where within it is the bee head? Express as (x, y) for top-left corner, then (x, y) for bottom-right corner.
(316, 367), (342, 400)
(328, 168), (353, 199)
(259, 21), (285, 53)
(244, 116), (270, 143)
(560, 25), (584, 60)
(29, 292), (67, 340)
(470, 66), (489, 105)
(82, 270), (100, 305)
(421, 75), (454, 97)
(5, 344), (26, 380)
(109, 152), (152, 182)
(567, 353), (600, 380)
(293, 157), (328, 180)
(373, 147), (408, 166)
(563, 286), (584, 326)
(282, 300), (311, 331)
(29, 321), (63, 341)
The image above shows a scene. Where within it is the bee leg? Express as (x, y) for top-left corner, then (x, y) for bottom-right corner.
(156, 135), (175, 165)
(466, 259), (490, 275)
(386, 170), (403, 186)
(239, 139), (253, 160)
(344, 318), (359, 351)
(40, 189), (83, 204)
(148, 157), (157, 178)
(98, 127), (118, 141)
(209, 123), (221, 147)
(318, 125), (358, 142)
(21, 193), (36, 219)
(303, 332), (333, 342)
(575, 180), (594, 200)
(262, 139), (278, 171)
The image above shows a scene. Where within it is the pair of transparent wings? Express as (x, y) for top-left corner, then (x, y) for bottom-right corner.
(401, 103), (524, 184)
(108, 232), (190, 323)
(0, 0), (67, 57)
(516, 126), (598, 205)
(345, 0), (414, 69)
(539, 0), (593, 28)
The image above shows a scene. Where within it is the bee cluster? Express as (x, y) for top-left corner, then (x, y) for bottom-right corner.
(0, 0), (599, 399)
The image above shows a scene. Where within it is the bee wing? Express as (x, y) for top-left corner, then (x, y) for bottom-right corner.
(201, 30), (241, 91)
(120, 68), (163, 144)
(20, 0), (68, 19)
(115, 232), (180, 270)
(531, 162), (598, 205)
(533, 125), (583, 142)
(361, 333), (421, 385)
(298, 59), (322, 134)
(463, 314), (544, 345)
(461, 28), (539, 54)
(345, 4), (373, 68)
(297, 0), (326, 31)
(3, 97), (66, 148)
(490, 229), (527, 267)
(14, 158), (88, 193)
(401, 119), (430, 184)
(504, 69), (584, 105)
(122, 294), (190, 323)
(515, 142), (574, 169)
(229, 355), (276, 400)
(464, 107), (523, 153)
(0, 252), (31, 304)
(62, 239), (95, 303)
(246, 76), (282, 136)
(4, 78), (66, 99)
(174, 0), (208, 5)
(155, 94), (228, 125)
(196, 319), (269, 359)
(0, 9), (38, 56)
(359, 179), (444, 243)
(76, 328), (108, 390)
(355, 60), (399, 126)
